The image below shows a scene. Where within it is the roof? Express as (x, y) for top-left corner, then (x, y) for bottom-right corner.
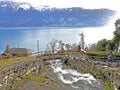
(69, 46), (80, 52)
(10, 48), (33, 55)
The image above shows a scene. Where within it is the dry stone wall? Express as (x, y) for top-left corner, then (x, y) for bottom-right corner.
(66, 56), (120, 90)
(0, 59), (43, 90)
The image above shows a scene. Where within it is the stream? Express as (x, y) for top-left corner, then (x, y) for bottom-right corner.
(49, 59), (104, 90)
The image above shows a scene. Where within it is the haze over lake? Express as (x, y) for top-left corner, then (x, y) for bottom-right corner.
(0, 27), (81, 52)
(0, 24), (116, 53)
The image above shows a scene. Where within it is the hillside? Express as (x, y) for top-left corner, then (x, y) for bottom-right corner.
(0, 0), (116, 27)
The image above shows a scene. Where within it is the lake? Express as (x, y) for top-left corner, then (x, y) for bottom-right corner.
(0, 25), (115, 53)
(0, 27), (83, 53)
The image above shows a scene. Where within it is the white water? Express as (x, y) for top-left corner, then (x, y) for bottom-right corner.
(50, 59), (101, 88)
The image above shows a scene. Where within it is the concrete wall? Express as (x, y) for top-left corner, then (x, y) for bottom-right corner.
(0, 59), (43, 90)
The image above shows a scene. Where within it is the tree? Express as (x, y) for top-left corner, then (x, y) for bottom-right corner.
(113, 19), (120, 49)
(115, 19), (120, 30)
(65, 43), (71, 55)
(93, 39), (115, 51)
(88, 43), (97, 51)
(58, 40), (65, 53)
(65, 44), (71, 51)
(95, 39), (107, 51)
(47, 39), (58, 54)
(4, 44), (10, 53)
(106, 40), (115, 51)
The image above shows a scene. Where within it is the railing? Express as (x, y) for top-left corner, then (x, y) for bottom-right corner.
(32, 51), (68, 60)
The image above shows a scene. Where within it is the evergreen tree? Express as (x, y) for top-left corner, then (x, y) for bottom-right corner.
(4, 44), (10, 53)
(113, 19), (120, 48)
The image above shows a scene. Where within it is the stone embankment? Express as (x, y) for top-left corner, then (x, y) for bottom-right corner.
(0, 59), (43, 90)
(0, 54), (120, 90)
(65, 56), (120, 90)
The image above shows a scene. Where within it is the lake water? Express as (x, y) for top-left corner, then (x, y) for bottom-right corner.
(0, 25), (115, 53)
(0, 27), (82, 52)
(0, 13), (119, 53)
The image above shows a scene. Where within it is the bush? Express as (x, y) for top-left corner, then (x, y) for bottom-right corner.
(1, 53), (12, 59)
(17, 53), (25, 57)
(24, 74), (46, 82)
(86, 51), (120, 60)
(86, 51), (107, 59)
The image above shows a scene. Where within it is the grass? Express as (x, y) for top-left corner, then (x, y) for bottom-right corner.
(86, 51), (120, 60)
(104, 78), (114, 90)
(79, 67), (114, 90)
(23, 74), (46, 83)
(0, 56), (36, 70)
(40, 67), (46, 73)
(71, 61), (114, 90)
(62, 51), (116, 90)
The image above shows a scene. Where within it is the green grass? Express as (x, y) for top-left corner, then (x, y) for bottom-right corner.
(86, 51), (120, 60)
(0, 56), (36, 70)
(104, 78), (114, 90)
(41, 67), (46, 73)
(23, 74), (46, 83)
(73, 62), (114, 90)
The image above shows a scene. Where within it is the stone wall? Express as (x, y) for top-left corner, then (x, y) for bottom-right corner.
(0, 59), (43, 90)
(95, 64), (120, 90)
(66, 56), (120, 90)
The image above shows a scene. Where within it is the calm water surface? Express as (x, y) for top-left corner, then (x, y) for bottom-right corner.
(0, 27), (82, 52)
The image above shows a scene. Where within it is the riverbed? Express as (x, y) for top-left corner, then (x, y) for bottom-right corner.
(48, 59), (104, 90)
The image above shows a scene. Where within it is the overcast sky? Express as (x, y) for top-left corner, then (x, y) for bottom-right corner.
(12, 0), (120, 12)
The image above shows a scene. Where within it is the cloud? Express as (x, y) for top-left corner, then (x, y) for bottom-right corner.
(13, 0), (120, 12)
(7, 0), (120, 44)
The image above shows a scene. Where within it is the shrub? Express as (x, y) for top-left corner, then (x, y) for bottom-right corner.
(17, 53), (24, 57)
(86, 51), (120, 60)
(24, 74), (46, 83)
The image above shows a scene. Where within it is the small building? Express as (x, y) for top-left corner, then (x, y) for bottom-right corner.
(1, 53), (12, 59)
(69, 46), (80, 52)
(69, 45), (86, 54)
(10, 48), (33, 56)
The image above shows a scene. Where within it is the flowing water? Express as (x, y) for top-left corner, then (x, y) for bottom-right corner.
(49, 59), (104, 90)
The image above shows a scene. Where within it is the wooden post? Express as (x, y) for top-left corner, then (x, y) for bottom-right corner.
(0, 52), (1, 60)
(37, 40), (40, 55)
(79, 32), (85, 50)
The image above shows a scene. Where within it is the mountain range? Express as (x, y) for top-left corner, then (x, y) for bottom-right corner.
(0, 0), (116, 27)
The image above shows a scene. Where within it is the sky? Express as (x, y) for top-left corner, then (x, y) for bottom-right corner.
(6, 0), (120, 45)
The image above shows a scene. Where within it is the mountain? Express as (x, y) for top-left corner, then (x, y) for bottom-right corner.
(0, 0), (116, 27)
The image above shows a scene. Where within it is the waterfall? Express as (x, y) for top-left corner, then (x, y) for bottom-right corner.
(49, 59), (104, 90)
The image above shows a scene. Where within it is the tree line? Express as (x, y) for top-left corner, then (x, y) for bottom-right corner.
(89, 19), (120, 51)
(47, 39), (71, 54)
